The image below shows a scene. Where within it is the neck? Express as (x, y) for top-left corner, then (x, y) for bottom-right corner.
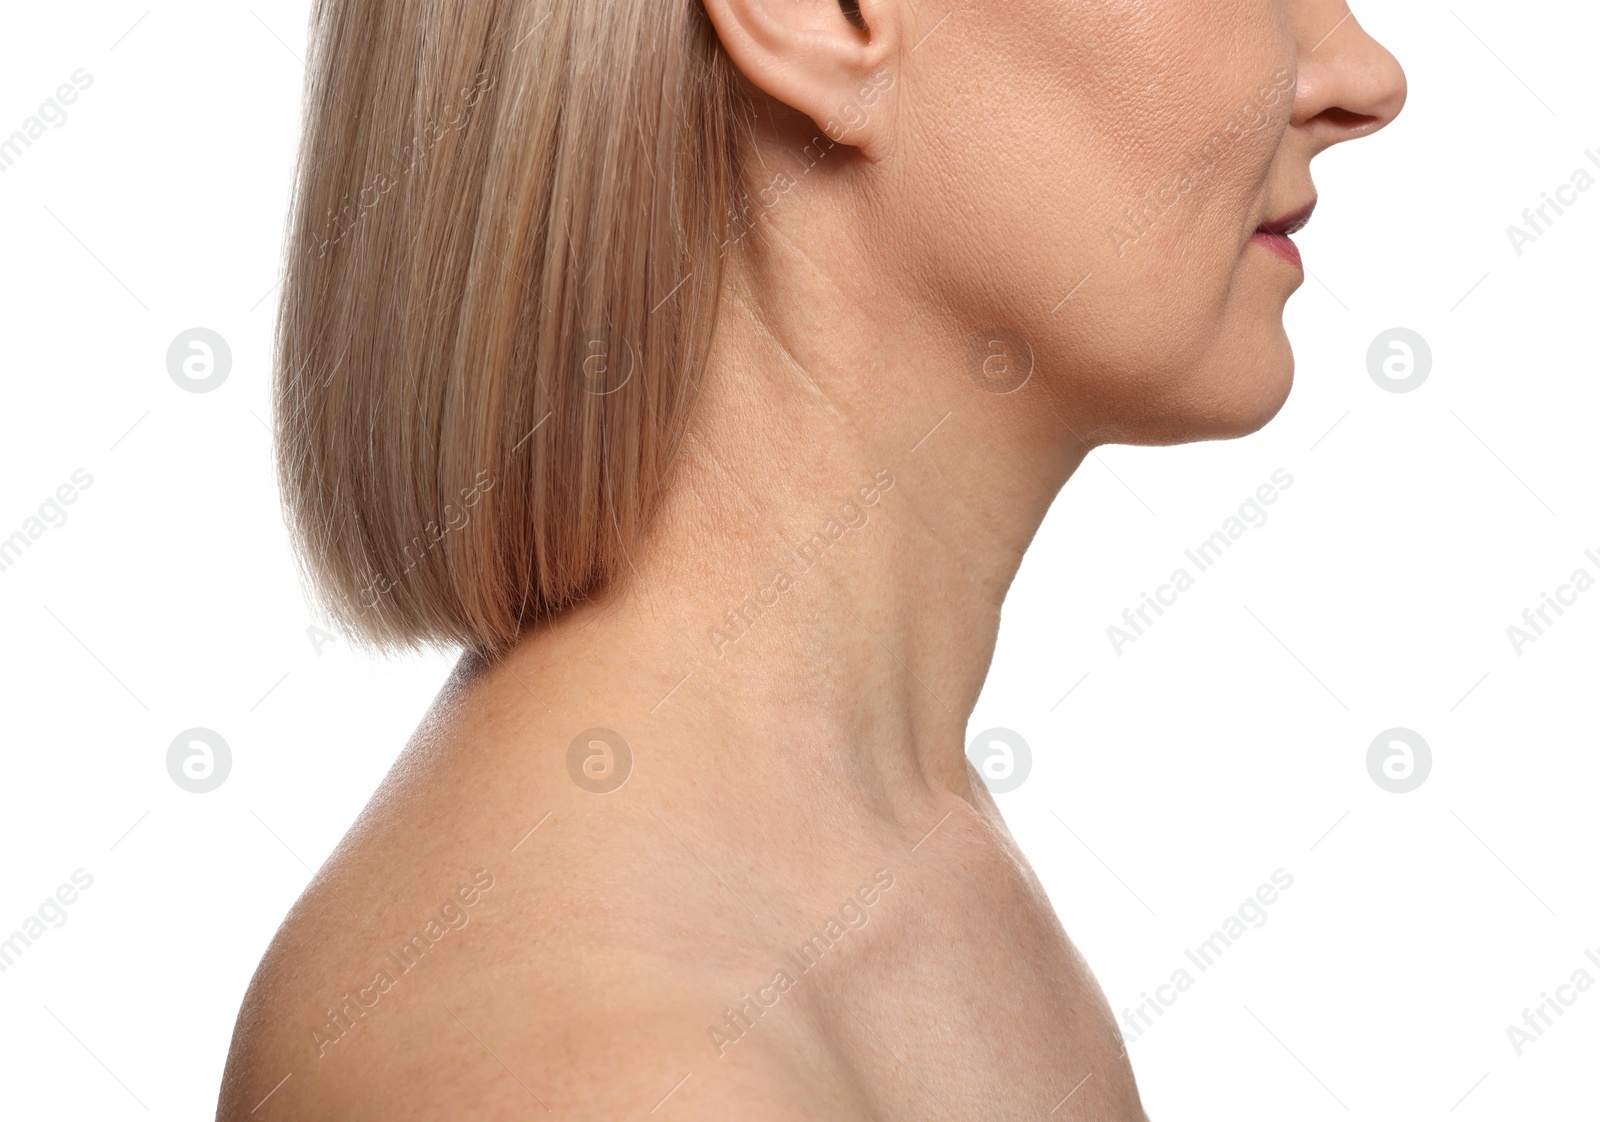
(488, 163), (1091, 818)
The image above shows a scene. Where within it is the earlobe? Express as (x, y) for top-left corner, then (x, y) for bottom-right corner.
(700, 0), (898, 151)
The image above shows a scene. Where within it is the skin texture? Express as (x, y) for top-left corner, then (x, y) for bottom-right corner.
(218, 1), (1405, 1118)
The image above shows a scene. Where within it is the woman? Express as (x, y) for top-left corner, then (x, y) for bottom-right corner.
(219, 0), (1405, 1117)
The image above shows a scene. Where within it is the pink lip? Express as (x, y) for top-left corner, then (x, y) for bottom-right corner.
(1251, 199), (1316, 272)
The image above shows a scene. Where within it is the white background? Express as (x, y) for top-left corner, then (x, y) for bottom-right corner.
(0, 2), (1594, 1118)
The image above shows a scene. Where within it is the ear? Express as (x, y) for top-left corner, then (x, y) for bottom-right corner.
(700, 0), (900, 154)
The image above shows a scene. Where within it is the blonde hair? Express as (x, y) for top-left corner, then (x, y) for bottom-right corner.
(275, 0), (747, 652)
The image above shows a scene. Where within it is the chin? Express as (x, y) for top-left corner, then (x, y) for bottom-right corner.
(1202, 344), (1296, 441)
(1096, 323), (1297, 448)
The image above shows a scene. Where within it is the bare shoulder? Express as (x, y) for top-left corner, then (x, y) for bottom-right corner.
(216, 905), (869, 1121)
(216, 770), (872, 1117)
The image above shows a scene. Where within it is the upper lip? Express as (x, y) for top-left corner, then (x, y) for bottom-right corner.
(1257, 199), (1317, 237)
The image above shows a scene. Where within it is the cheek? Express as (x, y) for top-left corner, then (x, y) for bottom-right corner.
(882, 0), (1295, 437)
(891, 0), (1290, 298)
(1037, 5), (1296, 423)
(1075, 104), (1287, 386)
(1078, 5), (1292, 262)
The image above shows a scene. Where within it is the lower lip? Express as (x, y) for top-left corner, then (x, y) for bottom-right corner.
(1251, 230), (1303, 271)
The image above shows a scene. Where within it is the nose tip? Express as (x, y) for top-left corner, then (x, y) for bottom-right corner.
(1297, 12), (1408, 149)
(1343, 37), (1408, 132)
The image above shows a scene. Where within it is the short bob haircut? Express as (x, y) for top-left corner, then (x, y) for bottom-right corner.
(275, 0), (751, 653)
